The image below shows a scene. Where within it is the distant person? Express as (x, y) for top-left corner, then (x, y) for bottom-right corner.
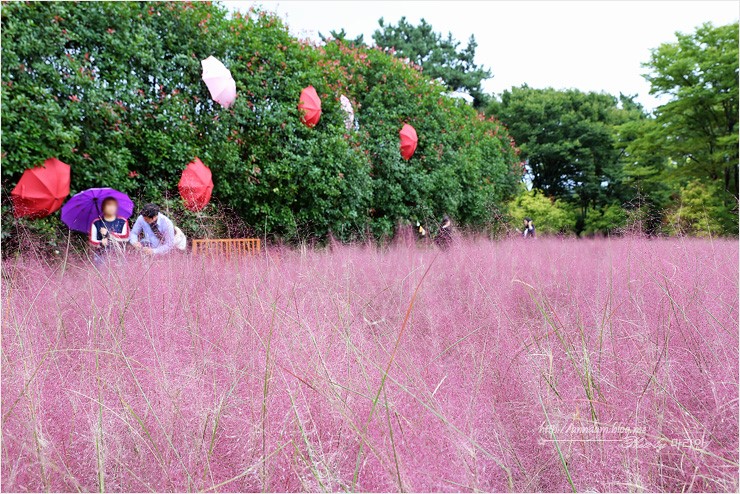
(417, 221), (427, 239)
(89, 197), (129, 262)
(436, 214), (453, 249)
(129, 203), (175, 255)
(522, 217), (536, 239)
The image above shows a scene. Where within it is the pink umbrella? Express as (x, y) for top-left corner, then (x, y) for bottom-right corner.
(201, 56), (236, 108)
(340, 95), (354, 130)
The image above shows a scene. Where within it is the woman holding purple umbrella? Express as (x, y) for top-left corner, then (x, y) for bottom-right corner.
(61, 187), (135, 266)
(89, 197), (130, 259)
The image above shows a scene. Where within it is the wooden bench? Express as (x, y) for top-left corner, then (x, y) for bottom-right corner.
(191, 238), (261, 258)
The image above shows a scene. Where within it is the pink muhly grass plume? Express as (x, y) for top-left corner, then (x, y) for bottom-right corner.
(1, 237), (737, 492)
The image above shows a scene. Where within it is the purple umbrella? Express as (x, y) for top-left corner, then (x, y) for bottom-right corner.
(61, 188), (134, 233)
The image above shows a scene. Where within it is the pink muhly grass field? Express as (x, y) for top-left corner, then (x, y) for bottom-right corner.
(1, 237), (738, 492)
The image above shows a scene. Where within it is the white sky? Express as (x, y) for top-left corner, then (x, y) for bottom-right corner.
(226, 1), (738, 112)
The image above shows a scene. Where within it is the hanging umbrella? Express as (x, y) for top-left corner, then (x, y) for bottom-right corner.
(298, 86), (321, 127)
(201, 56), (237, 108)
(400, 124), (418, 160)
(11, 158), (71, 218)
(340, 95), (354, 130)
(179, 157), (213, 212)
(61, 188), (134, 233)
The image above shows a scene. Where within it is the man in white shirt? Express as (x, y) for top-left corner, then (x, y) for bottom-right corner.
(129, 203), (175, 255)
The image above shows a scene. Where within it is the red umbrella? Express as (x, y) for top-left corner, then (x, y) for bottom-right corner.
(178, 157), (214, 211)
(400, 124), (418, 160)
(298, 86), (321, 127)
(11, 158), (71, 218)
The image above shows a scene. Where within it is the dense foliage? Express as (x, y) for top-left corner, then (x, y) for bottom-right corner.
(1, 1), (521, 249)
(489, 22), (739, 236)
(506, 188), (577, 235)
(2, 4), (736, 247)
(488, 88), (637, 233)
(643, 23), (738, 200)
(624, 22), (739, 235)
(372, 17), (491, 107)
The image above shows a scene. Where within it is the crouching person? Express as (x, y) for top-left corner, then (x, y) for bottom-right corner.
(129, 203), (176, 256)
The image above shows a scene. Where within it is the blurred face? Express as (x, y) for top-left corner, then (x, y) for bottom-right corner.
(144, 214), (158, 225)
(102, 199), (118, 217)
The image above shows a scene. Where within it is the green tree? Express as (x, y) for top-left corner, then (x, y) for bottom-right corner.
(615, 103), (674, 235)
(506, 189), (576, 235)
(643, 22), (739, 203)
(488, 86), (637, 232)
(583, 203), (628, 236)
(372, 17), (491, 107)
(1, 2), (521, 249)
(319, 28), (365, 47)
(666, 180), (737, 236)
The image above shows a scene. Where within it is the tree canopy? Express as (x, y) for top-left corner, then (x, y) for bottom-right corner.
(622, 21), (739, 235)
(1, 1), (521, 250)
(645, 23), (738, 194)
(487, 86), (638, 232)
(2, 5), (736, 248)
(488, 22), (739, 236)
(372, 17), (491, 107)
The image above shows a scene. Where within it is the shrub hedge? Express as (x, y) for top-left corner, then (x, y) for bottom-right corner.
(1, 1), (522, 248)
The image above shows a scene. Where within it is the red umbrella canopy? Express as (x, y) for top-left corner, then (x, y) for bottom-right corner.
(400, 124), (418, 160)
(11, 158), (71, 218)
(298, 86), (322, 127)
(178, 157), (214, 212)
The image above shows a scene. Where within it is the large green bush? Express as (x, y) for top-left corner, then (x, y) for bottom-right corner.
(665, 180), (737, 237)
(506, 189), (576, 235)
(1, 1), (521, 246)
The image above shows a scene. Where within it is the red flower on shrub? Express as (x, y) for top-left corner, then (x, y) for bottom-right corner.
(107, 28), (115, 34)
(129, 171), (138, 178)
(69, 95), (79, 102)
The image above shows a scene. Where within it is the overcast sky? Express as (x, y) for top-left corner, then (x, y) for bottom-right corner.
(226, 1), (738, 112)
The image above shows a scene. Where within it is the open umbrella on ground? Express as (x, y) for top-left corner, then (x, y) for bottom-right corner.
(201, 56), (237, 108)
(61, 188), (134, 233)
(11, 158), (71, 218)
(340, 95), (354, 130)
(400, 124), (418, 160)
(298, 86), (322, 127)
(179, 157), (213, 212)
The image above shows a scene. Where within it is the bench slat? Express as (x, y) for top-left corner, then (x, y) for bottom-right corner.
(192, 238), (261, 258)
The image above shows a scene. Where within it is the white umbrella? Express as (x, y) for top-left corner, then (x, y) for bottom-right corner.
(201, 56), (236, 108)
(340, 94), (355, 130)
